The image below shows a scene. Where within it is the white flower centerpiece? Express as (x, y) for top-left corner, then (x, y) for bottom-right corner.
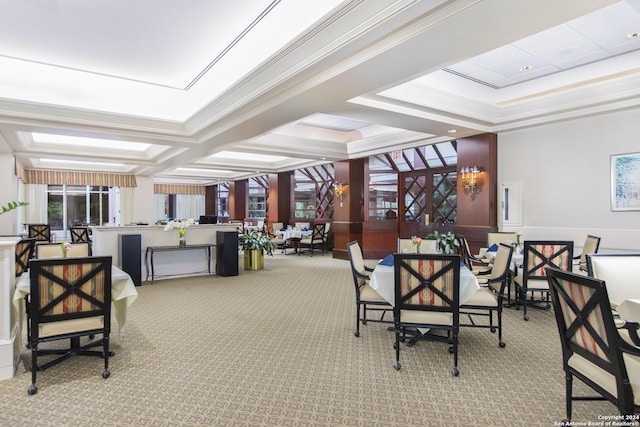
(163, 218), (195, 247)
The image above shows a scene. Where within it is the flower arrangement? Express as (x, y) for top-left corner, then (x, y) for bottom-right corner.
(60, 241), (72, 258)
(411, 236), (422, 253)
(164, 218), (194, 246)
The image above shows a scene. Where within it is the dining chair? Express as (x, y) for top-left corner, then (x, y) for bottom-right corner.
(546, 267), (640, 421)
(268, 222), (286, 253)
(460, 243), (514, 347)
(36, 242), (91, 259)
(295, 222), (310, 230)
(456, 234), (492, 275)
(27, 256), (113, 395)
(15, 238), (36, 277)
(16, 238), (37, 348)
(322, 222), (331, 253)
(486, 232), (519, 247)
(70, 226), (93, 254)
(514, 240), (573, 321)
(586, 253), (640, 309)
(393, 253), (461, 376)
(298, 223), (325, 256)
(28, 224), (51, 243)
(573, 235), (601, 273)
(346, 241), (392, 337)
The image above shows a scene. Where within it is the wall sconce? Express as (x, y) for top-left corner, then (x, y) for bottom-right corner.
(334, 181), (346, 207)
(461, 165), (480, 193)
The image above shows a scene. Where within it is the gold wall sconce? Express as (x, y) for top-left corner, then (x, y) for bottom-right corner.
(461, 166), (480, 193)
(335, 181), (346, 207)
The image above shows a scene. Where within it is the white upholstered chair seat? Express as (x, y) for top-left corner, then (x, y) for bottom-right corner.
(463, 287), (498, 307)
(359, 284), (387, 302)
(39, 316), (104, 338)
(400, 309), (452, 326)
(513, 276), (549, 290)
(569, 352), (640, 405)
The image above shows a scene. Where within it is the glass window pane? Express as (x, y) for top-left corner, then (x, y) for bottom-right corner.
(47, 189), (64, 230)
(66, 186), (87, 227)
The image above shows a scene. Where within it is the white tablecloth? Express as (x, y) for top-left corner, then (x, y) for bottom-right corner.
(275, 229), (312, 240)
(369, 262), (479, 306)
(13, 265), (138, 339)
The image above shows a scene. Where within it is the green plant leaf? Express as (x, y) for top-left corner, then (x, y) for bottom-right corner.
(0, 201), (28, 215)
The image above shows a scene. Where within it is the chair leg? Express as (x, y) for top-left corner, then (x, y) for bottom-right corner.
(566, 373), (573, 422)
(28, 343), (38, 395)
(394, 321), (401, 370)
(354, 303), (361, 337)
(24, 296), (31, 348)
(451, 331), (459, 376)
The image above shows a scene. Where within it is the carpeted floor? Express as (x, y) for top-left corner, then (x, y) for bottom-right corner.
(0, 252), (618, 426)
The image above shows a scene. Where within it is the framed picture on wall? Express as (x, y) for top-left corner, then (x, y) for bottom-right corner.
(611, 152), (640, 211)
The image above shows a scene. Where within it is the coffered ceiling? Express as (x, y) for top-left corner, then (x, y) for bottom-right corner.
(0, 0), (638, 185)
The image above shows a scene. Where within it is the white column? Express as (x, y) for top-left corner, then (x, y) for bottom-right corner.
(0, 238), (20, 380)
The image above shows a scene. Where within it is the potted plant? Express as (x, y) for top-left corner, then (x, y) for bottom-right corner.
(427, 230), (460, 255)
(239, 231), (277, 270)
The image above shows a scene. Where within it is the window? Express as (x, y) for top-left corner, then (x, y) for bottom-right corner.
(368, 173), (398, 220)
(294, 164), (334, 220)
(217, 183), (229, 217)
(48, 185), (110, 230)
(248, 177), (267, 218)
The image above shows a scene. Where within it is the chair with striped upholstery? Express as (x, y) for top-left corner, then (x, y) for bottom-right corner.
(514, 240), (573, 321)
(27, 256), (112, 395)
(393, 253), (461, 376)
(35, 242), (91, 259)
(28, 224), (51, 244)
(547, 267), (640, 421)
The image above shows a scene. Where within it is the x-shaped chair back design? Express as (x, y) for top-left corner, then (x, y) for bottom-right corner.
(393, 253), (461, 374)
(522, 240), (574, 282)
(28, 224), (51, 243)
(547, 267), (639, 418)
(70, 226), (91, 243)
(15, 238), (36, 277)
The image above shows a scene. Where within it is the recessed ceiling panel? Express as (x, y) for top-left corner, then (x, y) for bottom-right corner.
(443, 1), (640, 88)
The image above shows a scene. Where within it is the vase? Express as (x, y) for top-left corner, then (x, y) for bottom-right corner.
(179, 229), (186, 247)
(244, 250), (264, 270)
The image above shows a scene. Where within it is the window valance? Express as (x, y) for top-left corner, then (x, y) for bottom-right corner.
(154, 184), (205, 195)
(24, 169), (137, 187)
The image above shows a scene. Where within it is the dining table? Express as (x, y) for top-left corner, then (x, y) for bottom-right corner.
(369, 260), (480, 307)
(13, 265), (138, 339)
(275, 228), (312, 254)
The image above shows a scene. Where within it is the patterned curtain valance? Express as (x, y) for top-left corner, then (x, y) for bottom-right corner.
(24, 169), (137, 187)
(154, 184), (206, 195)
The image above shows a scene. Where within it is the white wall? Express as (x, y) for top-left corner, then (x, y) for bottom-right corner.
(132, 176), (155, 225)
(0, 155), (19, 236)
(498, 108), (640, 252)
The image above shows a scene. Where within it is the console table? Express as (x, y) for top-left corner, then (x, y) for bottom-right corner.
(145, 244), (214, 283)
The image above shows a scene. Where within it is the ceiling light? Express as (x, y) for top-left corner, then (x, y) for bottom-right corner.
(32, 132), (151, 152)
(40, 158), (125, 167)
(625, 32), (639, 40)
(520, 65), (534, 72)
(447, 129), (457, 134)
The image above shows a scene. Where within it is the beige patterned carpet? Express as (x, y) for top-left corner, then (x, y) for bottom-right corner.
(0, 252), (618, 426)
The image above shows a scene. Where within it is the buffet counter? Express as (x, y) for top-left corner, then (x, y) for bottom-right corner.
(91, 224), (238, 282)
